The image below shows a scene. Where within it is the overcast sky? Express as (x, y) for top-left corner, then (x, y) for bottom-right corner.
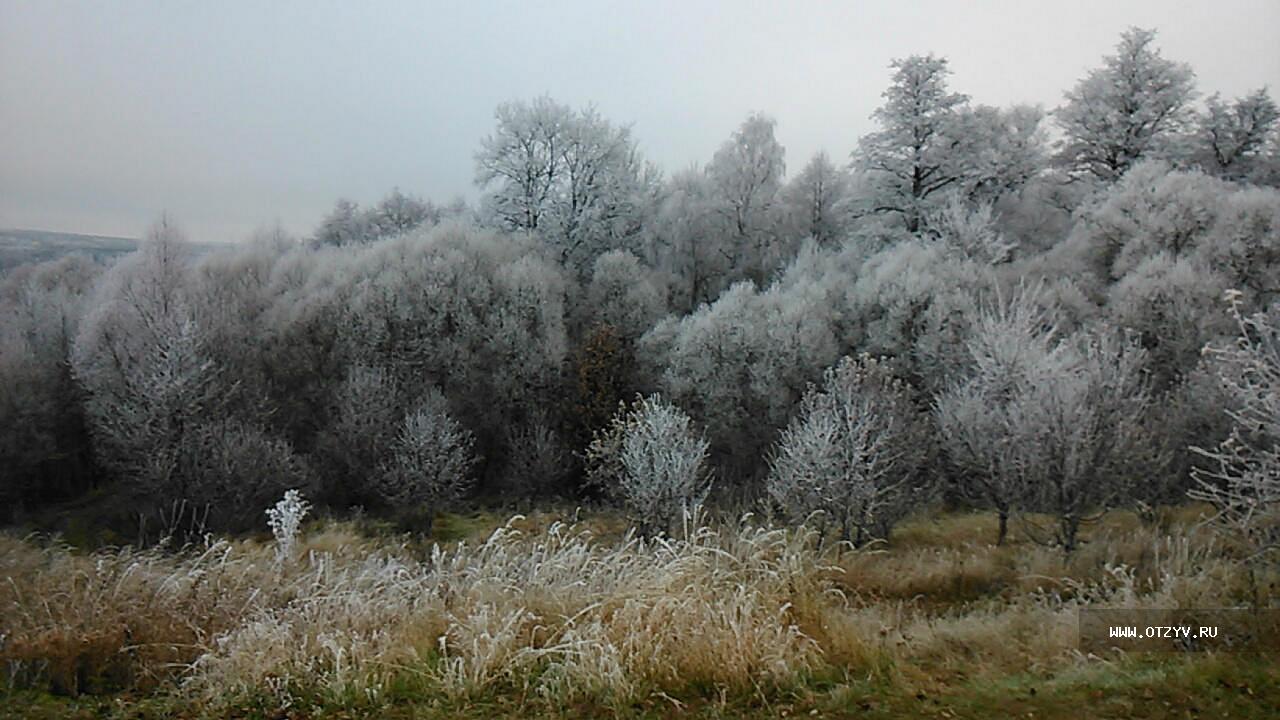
(2, 1), (1278, 244)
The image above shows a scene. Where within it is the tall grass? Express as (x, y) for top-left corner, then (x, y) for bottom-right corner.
(0, 508), (1271, 713)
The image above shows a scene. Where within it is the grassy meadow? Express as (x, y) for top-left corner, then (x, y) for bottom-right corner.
(2, 505), (1277, 719)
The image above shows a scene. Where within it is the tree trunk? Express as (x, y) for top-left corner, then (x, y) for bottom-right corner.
(1060, 514), (1080, 555)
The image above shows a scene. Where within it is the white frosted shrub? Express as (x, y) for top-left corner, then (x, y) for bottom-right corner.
(767, 354), (926, 545)
(375, 389), (476, 532)
(586, 394), (711, 535)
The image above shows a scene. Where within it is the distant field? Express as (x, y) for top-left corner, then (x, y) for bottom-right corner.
(0, 228), (139, 272)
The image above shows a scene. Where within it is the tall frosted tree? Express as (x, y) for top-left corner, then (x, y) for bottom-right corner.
(1055, 28), (1196, 182)
(475, 96), (658, 273)
(854, 54), (969, 233)
(706, 112), (786, 283)
(782, 151), (853, 247)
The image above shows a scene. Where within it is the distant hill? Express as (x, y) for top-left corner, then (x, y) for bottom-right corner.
(0, 228), (139, 273)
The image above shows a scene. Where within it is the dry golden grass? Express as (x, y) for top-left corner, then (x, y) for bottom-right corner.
(0, 506), (1274, 716)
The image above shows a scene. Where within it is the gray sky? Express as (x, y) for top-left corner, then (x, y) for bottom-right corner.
(3, 1), (1278, 244)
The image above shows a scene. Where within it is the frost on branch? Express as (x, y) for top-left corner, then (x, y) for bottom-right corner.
(1190, 296), (1280, 559)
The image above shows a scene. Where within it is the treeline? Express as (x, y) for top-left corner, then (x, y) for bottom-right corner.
(1, 28), (1278, 548)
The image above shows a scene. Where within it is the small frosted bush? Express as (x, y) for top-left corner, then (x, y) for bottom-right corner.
(375, 389), (476, 533)
(767, 355), (926, 545)
(265, 489), (310, 561)
(586, 394), (711, 535)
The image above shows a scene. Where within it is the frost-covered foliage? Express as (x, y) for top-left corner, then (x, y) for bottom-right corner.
(767, 355), (928, 545)
(846, 239), (996, 391)
(936, 287), (1157, 550)
(643, 277), (841, 481)
(927, 191), (1016, 265)
(0, 256), (99, 515)
(581, 249), (667, 341)
(266, 489), (310, 562)
(586, 394), (711, 534)
(1194, 89), (1279, 182)
(1055, 27), (1197, 181)
(375, 389), (476, 530)
(1190, 298), (1280, 559)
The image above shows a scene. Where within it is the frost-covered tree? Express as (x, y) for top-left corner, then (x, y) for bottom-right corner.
(1064, 161), (1280, 306)
(1107, 254), (1231, 390)
(767, 355), (927, 545)
(1012, 329), (1156, 551)
(375, 389), (476, 534)
(333, 225), (568, 460)
(937, 289), (1156, 550)
(585, 394), (711, 535)
(475, 96), (657, 273)
(781, 151), (853, 247)
(854, 54), (970, 233)
(1064, 161), (1227, 283)
(1190, 298), (1280, 559)
(314, 198), (370, 247)
(706, 113), (786, 283)
(1194, 89), (1279, 182)
(642, 278), (841, 483)
(1195, 186), (1280, 307)
(367, 188), (436, 238)
(187, 231), (297, 424)
(1055, 28), (1197, 182)
(501, 410), (570, 501)
(648, 166), (731, 311)
(958, 104), (1050, 202)
(846, 239), (995, 392)
(935, 291), (1064, 544)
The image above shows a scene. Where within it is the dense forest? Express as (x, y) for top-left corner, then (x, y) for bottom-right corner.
(2, 28), (1278, 552)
